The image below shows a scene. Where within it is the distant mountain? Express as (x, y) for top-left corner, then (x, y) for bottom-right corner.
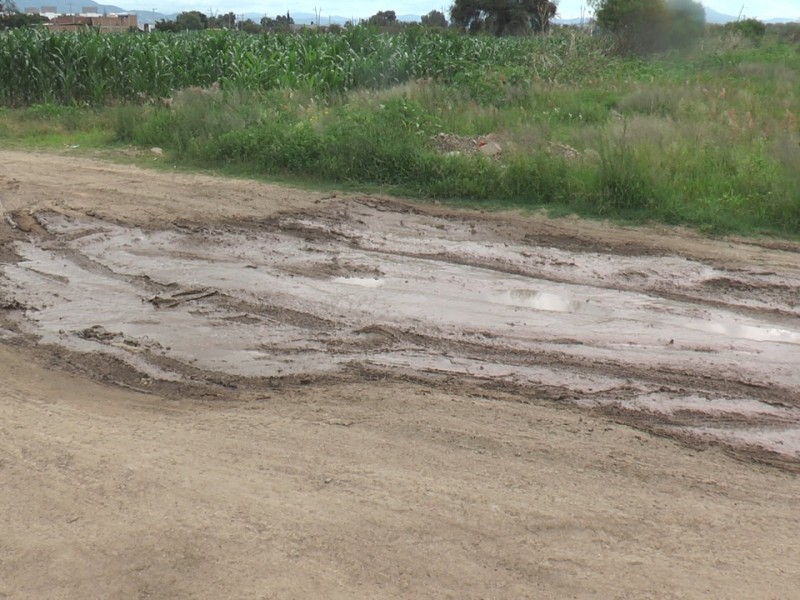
(703, 7), (739, 24)
(692, 7), (797, 25)
(554, 17), (592, 26)
(764, 17), (799, 24)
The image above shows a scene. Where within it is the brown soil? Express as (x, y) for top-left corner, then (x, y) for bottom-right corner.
(1, 149), (799, 599)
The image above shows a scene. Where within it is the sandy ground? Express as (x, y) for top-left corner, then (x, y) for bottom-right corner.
(1, 149), (799, 599)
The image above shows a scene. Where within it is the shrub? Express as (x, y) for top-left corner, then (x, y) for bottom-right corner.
(591, 0), (705, 55)
(667, 0), (706, 48)
(724, 19), (767, 42)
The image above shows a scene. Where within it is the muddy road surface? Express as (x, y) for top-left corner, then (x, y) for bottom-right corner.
(1, 150), (799, 599)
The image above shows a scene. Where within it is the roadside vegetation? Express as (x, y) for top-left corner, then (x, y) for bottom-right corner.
(0, 10), (799, 235)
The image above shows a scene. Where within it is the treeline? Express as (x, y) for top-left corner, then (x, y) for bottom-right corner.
(153, 9), (450, 35)
(154, 11), (294, 34)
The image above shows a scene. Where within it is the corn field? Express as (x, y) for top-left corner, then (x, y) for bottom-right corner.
(0, 27), (605, 106)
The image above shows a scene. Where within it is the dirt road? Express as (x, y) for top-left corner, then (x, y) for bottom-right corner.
(1, 149), (799, 598)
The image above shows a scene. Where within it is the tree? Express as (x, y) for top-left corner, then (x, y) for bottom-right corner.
(261, 11), (294, 32)
(0, 0), (50, 31)
(667, 0), (705, 47)
(240, 18), (260, 33)
(592, 0), (667, 53)
(155, 10), (210, 32)
(175, 10), (208, 30)
(368, 10), (397, 27)
(154, 18), (178, 32)
(0, 0), (49, 28)
(421, 9), (448, 28)
(1, 12), (48, 27)
(208, 11), (236, 29)
(591, 0), (705, 54)
(449, 0), (557, 36)
(530, 0), (558, 32)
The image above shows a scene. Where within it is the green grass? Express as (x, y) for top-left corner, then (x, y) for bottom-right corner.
(0, 104), (115, 148)
(1, 26), (799, 237)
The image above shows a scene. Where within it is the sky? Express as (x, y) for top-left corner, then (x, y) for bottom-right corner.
(121, 0), (800, 22)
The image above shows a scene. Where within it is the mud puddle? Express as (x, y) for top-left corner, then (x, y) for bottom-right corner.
(1, 201), (799, 467)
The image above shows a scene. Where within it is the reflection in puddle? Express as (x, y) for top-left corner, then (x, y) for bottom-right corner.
(690, 319), (800, 344)
(504, 289), (581, 313)
(495, 288), (608, 315)
(332, 277), (385, 288)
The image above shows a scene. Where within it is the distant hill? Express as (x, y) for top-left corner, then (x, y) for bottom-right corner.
(689, 7), (797, 25)
(764, 17), (799, 24)
(703, 7), (738, 24)
(554, 17), (592, 26)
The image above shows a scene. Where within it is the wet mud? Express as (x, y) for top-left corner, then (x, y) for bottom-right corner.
(2, 197), (799, 470)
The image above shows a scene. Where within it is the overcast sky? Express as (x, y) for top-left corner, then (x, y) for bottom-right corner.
(124, 0), (800, 22)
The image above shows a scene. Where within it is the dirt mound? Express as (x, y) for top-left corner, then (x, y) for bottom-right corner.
(430, 132), (503, 157)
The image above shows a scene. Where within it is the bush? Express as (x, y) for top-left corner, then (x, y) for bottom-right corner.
(725, 19), (767, 42)
(591, 0), (706, 55)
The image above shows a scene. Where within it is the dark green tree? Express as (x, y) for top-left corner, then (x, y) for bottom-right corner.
(667, 0), (705, 47)
(0, 12), (48, 27)
(154, 18), (178, 31)
(240, 18), (260, 33)
(175, 10), (208, 30)
(0, 0), (49, 28)
(155, 11), (209, 32)
(421, 9), (448, 28)
(261, 11), (294, 31)
(208, 11), (236, 29)
(449, 0), (557, 36)
(368, 10), (397, 27)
